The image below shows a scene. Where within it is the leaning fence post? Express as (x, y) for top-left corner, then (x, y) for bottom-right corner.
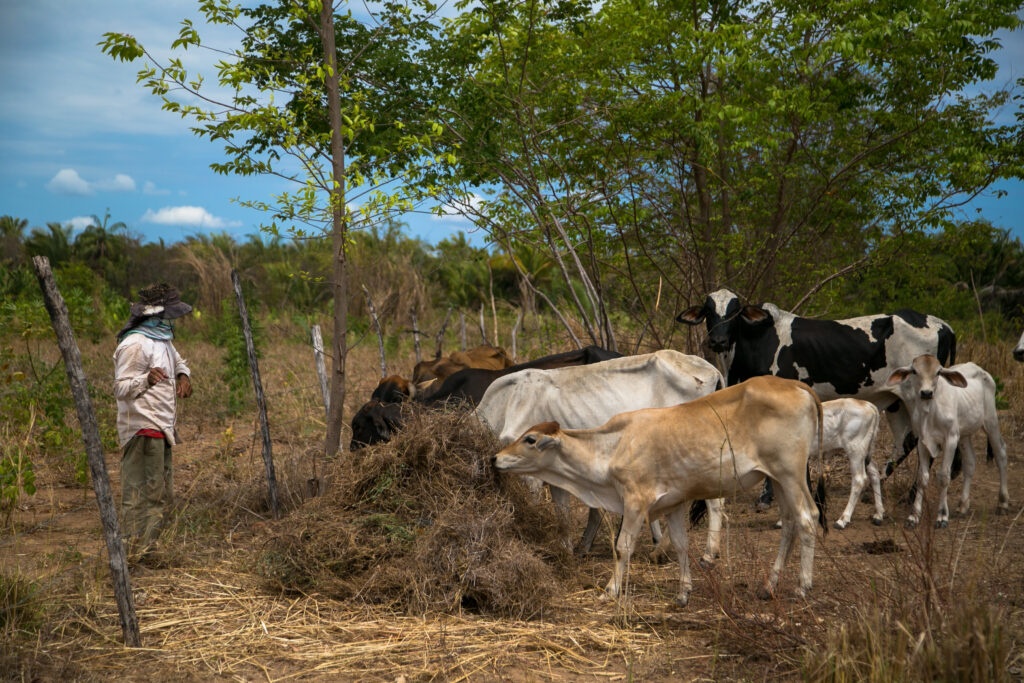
(31, 256), (140, 647)
(231, 270), (280, 519)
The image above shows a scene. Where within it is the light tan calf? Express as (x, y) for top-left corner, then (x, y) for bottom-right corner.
(494, 375), (827, 607)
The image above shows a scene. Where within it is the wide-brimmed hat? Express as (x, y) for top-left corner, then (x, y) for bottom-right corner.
(131, 283), (193, 320)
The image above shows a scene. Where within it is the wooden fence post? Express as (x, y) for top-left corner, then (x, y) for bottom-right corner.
(434, 307), (452, 358)
(31, 256), (140, 647)
(410, 308), (422, 363)
(311, 324), (330, 421)
(362, 285), (387, 377)
(231, 270), (280, 519)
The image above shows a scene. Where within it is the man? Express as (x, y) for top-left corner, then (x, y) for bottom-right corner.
(113, 283), (194, 563)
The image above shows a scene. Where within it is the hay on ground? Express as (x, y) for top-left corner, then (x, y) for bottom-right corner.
(257, 406), (575, 618)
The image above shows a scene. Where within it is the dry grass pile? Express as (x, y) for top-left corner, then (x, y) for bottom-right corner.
(255, 406), (575, 618)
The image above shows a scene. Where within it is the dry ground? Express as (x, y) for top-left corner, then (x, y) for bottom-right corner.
(3, 336), (1024, 682)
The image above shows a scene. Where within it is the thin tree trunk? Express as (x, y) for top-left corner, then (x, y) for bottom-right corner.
(321, 3), (348, 457)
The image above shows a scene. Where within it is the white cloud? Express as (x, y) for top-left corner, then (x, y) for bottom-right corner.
(66, 216), (96, 231)
(45, 168), (138, 195)
(143, 181), (170, 196)
(141, 205), (240, 229)
(46, 169), (92, 195)
(94, 174), (136, 192)
(433, 193), (485, 222)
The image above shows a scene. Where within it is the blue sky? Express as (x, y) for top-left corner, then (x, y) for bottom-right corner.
(0, 1), (1021, 248)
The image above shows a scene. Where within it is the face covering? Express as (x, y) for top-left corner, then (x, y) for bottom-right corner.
(124, 316), (175, 341)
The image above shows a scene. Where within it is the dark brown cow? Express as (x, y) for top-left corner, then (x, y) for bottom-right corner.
(349, 345), (622, 450)
(371, 375), (416, 402)
(419, 345), (623, 407)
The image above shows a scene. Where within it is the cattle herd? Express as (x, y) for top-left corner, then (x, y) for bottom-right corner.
(348, 287), (1014, 607)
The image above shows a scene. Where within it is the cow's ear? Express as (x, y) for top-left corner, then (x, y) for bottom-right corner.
(887, 368), (911, 385)
(676, 305), (707, 325)
(738, 304), (772, 327)
(939, 369), (968, 388)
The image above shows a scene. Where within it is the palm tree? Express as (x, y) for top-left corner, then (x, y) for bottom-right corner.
(24, 222), (73, 266)
(0, 215), (27, 263)
(72, 210), (139, 294)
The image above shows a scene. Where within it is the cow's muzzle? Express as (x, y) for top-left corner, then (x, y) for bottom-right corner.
(708, 339), (731, 353)
(919, 390), (934, 400)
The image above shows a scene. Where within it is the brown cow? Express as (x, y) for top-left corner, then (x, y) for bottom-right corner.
(412, 345), (513, 386)
(350, 346), (622, 451)
(494, 375), (827, 607)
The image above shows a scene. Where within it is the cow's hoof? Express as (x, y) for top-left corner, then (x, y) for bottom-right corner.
(674, 593), (690, 608)
(871, 516), (884, 527)
(905, 518), (919, 529)
(755, 585), (775, 601)
(698, 555), (716, 570)
(774, 519), (783, 529)
(935, 520), (949, 529)
(833, 520), (849, 530)
(997, 504), (1010, 515)
(755, 501), (771, 513)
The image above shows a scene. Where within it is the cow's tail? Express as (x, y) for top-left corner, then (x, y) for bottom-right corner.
(812, 394), (828, 535)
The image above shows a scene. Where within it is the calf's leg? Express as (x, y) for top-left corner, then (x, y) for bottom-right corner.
(984, 418), (1011, 514)
(955, 439), (977, 517)
(935, 439), (962, 528)
(603, 505), (645, 600)
(761, 477), (817, 600)
(663, 506), (693, 606)
(907, 446), (934, 527)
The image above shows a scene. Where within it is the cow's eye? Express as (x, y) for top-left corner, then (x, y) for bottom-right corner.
(524, 435), (537, 445)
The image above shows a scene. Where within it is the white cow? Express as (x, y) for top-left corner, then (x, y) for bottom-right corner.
(886, 355), (1010, 527)
(740, 397), (883, 535)
(476, 349), (723, 555)
(494, 375), (827, 607)
(824, 399), (885, 529)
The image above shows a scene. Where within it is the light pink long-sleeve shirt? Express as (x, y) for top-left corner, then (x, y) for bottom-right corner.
(113, 334), (191, 447)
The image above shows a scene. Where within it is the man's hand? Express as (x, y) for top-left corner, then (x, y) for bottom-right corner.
(176, 373), (193, 398)
(147, 367), (168, 386)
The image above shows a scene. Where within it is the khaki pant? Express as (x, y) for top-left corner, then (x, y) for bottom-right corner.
(120, 434), (173, 551)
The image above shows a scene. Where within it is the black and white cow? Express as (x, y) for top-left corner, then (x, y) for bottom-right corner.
(1013, 329), (1024, 362)
(677, 288), (957, 506)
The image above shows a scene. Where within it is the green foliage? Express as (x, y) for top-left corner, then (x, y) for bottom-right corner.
(211, 292), (262, 416)
(430, 0), (1024, 339)
(0, 438), (36, 525)
(0, 571), (41, 634)
(0, 343), (82, 482)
